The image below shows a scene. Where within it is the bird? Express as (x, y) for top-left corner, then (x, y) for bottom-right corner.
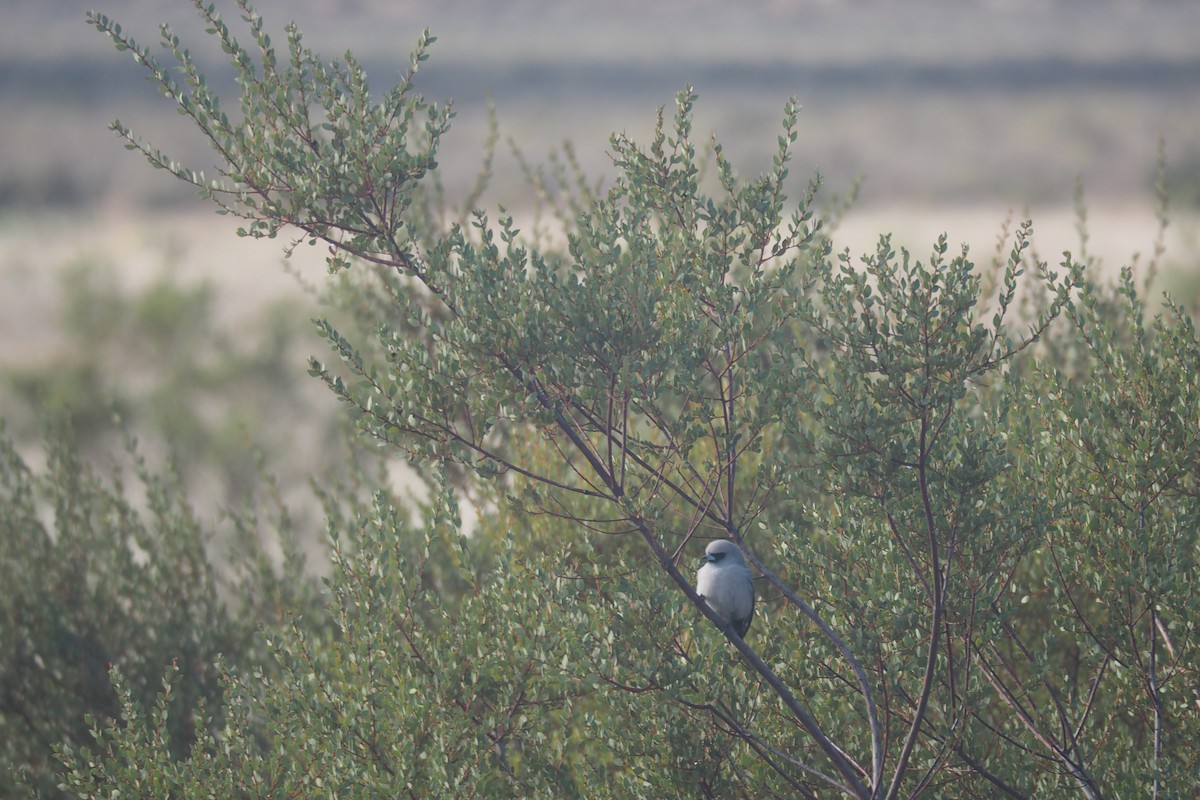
(696, 539), (755, 638)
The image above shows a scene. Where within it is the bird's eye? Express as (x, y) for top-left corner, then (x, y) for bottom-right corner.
(712, 553), (725, 562)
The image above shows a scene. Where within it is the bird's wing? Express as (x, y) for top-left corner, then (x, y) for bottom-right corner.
(736, 571), (755, 638)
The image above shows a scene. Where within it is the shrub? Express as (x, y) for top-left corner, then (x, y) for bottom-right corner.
(0, 425), (322, 798)
(30, 1), (1200, 796)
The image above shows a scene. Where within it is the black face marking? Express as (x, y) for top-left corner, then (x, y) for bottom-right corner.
(712, 552), (726, 562)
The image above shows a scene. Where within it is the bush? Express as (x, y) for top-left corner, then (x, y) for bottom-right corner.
(0, 425), (323, 798)
(12, 1), (1197, 796)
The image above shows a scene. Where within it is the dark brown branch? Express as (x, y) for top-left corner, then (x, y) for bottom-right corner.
(884, 411), (945, 800)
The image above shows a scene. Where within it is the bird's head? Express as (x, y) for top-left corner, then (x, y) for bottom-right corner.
(701, 539), (746, 567)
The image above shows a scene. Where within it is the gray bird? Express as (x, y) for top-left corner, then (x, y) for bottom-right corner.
(696, 539), (755, 637)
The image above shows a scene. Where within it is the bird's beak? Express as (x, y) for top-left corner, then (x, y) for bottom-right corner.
(701, 553), (716, 564)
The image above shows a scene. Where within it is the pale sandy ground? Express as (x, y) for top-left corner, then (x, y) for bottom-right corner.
(3, 203), (1195, 368)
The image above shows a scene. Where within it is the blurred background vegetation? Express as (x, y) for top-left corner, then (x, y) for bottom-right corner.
(1, 0), (1199, 795)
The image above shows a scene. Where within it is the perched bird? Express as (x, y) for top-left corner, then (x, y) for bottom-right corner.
(696, 539), (755, 637)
